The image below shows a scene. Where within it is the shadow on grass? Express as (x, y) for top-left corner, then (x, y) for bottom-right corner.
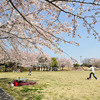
(0, 78), (12, 84)
(0, 78), (8, 80)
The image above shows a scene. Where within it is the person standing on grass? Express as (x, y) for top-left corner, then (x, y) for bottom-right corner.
(28, 68), (31, 75)
(87, 65), (99, 80)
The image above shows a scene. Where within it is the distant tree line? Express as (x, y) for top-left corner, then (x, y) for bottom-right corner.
(82, 58), (100, 68)
(0, 49), (73, 72)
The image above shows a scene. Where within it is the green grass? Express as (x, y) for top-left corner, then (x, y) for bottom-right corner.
(0, 71), (100, 100)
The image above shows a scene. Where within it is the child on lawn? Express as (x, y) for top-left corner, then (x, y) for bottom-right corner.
(87, 65), (99, 80)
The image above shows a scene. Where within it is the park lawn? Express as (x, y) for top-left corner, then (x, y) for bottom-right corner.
(0, 71), (100, 100)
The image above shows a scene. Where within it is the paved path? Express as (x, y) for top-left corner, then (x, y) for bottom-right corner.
(0, 88), (15, 100)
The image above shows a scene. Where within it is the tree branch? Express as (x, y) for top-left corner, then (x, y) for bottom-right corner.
(50, 0), (100, 6)
(45, 0), (99, 37)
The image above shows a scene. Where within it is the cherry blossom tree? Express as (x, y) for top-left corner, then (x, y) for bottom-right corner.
(0, 0), (100, 62)
(23, 52), (51, 71)
(18, 52), (51, 68)
(0, 48), (5, 63)
(89, 58), (100, 68)
(0, 47), (12, 64)
(58, 57), (73, 70)
(35, 52), (51, 66)
(21, 52), (38, 67)
(82, 58), (100, 67)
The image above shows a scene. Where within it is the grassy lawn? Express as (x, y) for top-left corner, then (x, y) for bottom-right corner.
(0, 71), (100, 100)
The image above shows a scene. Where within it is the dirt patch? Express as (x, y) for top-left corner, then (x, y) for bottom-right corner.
(71, 67), (85, 71)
